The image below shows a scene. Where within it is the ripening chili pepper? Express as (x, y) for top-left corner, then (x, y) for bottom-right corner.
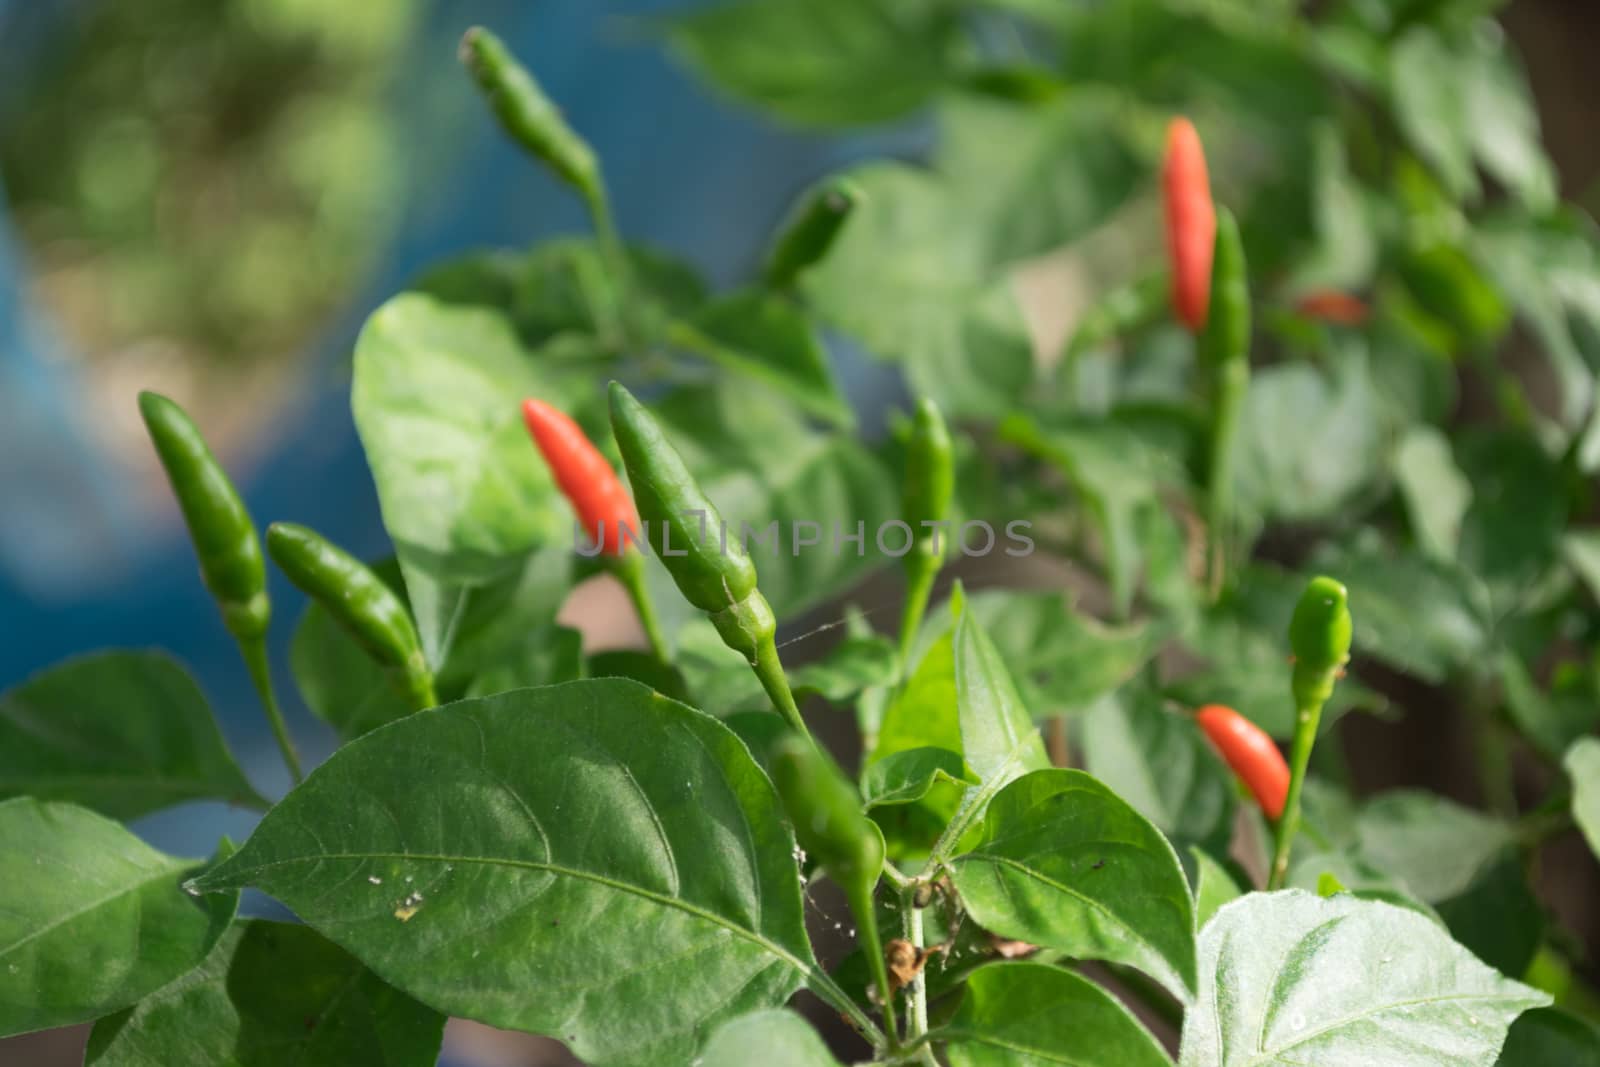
(607, 382), (807, 735)
(1270, 574), (1353, 889)
(139, 391), (302, 782)
(1163, 117), (1216, 333)
(1200, 208), (1250, 599)
(1196, 704), (1288, 820)
(769, 732), (897, 1044)
(459, 27), (598, 199)
(522, 399), (638, 556)
(521, 398), (666, 659)
(898, 397), (953, 664)
(1295, 289), (1369, 327)
(765, 177), (860, 290)
(266, 523), (436, 711)
(139, 391), (269, 642)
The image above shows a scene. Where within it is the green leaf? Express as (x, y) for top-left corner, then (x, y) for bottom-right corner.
(860, 747), (975, 809)
(1498, 649), (1600, 762)
(188, 680), (815, 1067)
(936, 93), (1146, 264)
(1233, 357), (1385, 525)
(802, 163), (1035, 418)
(1455, 429), (1569, 602)
(661, 0), (957, 128)
(289, 557), (415, 741)
(1393, 426), (1471, 560)
(0, 798), (237, 1037)
(920, 589), (1159, 719)
(953, 589), (1052, 791)
(1178, 891), (1549, 1067)
(1435, 856), (1544, 980)
(698, 1009), (842, 1067)
(1391, 28), (1479, 201)
(1566, 737), (1600, 863)
(943, 962), (1174, 1067)
(677, 290), (852, 427)
(587, 650), (689, 704)
(83, 920), (446, 1067)
(948, 768), (1198, 1002)
(1082, 689), (1237, 855)
(1497, 1008), (1600, 1066)
(461, 622), (584, 697)
(1355, 791), (1514, 903)
(0, 650), (265, 819)
(872, 624), (961, 759)
(1191, 848), (1242, 929)
(351, 293), (585, 666)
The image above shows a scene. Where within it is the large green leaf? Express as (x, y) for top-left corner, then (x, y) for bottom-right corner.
(662, 0), (957, 128)
(83, 920), (445, 1067)
(1566, 737), (1600, 864)
(801, 163), (1035, 418)
(1455, 429), (1569, 604)
(1356, 791), (1514, 904)
(189, 680), (816, 1067)
(918, 589), (1158, 720)
(0, 799), (237, 1036)
(953, 588), (1052, 788)
(1082, 689), (1237, 855)
(1497, 1008), (1600, 1066)
(943, 962), (1174, 1067)
(860, 747), (975, 809)
(948, 769), (1198, 1002)
(1392, 425), (1471, 561)
(936, 93), (1146, 264)
(350, 292), (584, 666)
(871, 624), (961, 762)
(698, 1009), (842, 1067)
(1191, 848), (1243, 929)
(0, 650), (265, 818)
(1498, 649), (1600, 760)
(1178, 891), (1548, 1066)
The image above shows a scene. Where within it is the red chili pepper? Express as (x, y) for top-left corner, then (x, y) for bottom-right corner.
(1163, 117), (1216, 333)
(522, 398), (638, 556)
(1295, 289), (1369, 327)
(1195, 704), (1288, 820)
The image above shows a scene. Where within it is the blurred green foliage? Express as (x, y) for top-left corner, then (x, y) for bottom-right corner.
(0, 0), (418, 364)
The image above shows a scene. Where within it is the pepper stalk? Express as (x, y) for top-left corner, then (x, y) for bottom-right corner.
(1200, 207), (1250, 601)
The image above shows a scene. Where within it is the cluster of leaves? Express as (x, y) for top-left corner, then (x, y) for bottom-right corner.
(3, 1), (1600, 1065)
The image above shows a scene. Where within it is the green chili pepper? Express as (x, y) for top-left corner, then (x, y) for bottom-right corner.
(1200, 208), (1250, 599)
(459, 27), (598, 200)
(606, 382), (807, 737)
(898, 397), (953, 664)
(266, 523), (436, 711)
(138, 391), (301, 782)
(764, 178), (860, 289)
(768, 732), (897, 1045)
(1269, 574), (1352, 889)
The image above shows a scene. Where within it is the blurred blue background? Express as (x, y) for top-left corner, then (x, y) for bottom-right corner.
(0, 0), (912, 859)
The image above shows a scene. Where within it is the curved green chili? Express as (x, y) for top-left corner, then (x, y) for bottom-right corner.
(1269, 575), (1352, 889)
(266, 523), (436, 711)
(898, 397), (953, 666)
(139, 391), (301, 783)
(764, 177), (860, 290)
(606, 382), (807, 737)
(769, 733), (897, 1046)
(1200, 207), (1250, 600)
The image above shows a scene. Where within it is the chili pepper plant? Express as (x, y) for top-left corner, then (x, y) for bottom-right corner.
(4, 6), (1600, 1066)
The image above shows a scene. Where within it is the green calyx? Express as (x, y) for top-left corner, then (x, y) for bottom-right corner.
(266, 523), (435, 710)
(138, 391), (269, 641)
(459, 27), (599, 199)
(1200, 206), (1250, 368)
(764, 177), (861, 289)
(607, 381), (758, 613)
(1289, 575), (1352, 706)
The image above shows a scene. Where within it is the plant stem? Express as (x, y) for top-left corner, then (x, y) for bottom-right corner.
(753, 637), (811, 741)
(1205, 358), (1246, 601)
(897, 561), (938, 670)
(850, 881), (900, 1049)
(583, 181), (633, 341)
(1268, 700), (1322, 889)
(239, 635), (303, 785)
(612, 555), (670, 662)
(807, 964), (886, 1050)
(901, 886), (937, 1066)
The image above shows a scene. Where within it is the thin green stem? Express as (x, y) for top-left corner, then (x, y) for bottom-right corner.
(901, 886), (937, 1066)
(1269, 700), (1323, 889)
(850, 881), (900, 1049)
(612, 555), (670, 662)
(1468, 691), (1517, 817)
(583, 181), (633, 341)
(753, 637), (811, 741)
(403, 663), (438, 712)
(897, 560), (938, 670)
(239, 636), (303, 785)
